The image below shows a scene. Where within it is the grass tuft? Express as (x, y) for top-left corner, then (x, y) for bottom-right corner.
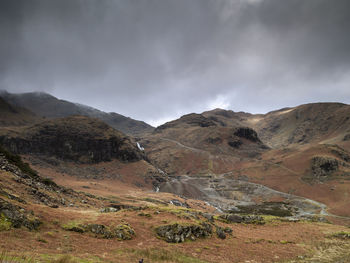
(0, 251), (34, 263)
(116, 248), (209, 263)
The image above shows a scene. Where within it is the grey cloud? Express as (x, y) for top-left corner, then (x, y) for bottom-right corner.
(0, 0), (350, 126)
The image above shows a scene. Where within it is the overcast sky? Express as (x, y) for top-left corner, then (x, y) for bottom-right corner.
(1, 0), (350, 126)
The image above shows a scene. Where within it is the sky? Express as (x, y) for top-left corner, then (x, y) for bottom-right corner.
(1, 0), (350, 126)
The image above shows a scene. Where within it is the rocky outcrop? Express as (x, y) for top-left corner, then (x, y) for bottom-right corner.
(233, 127), (261, 143)
(228, 127), (266, 150)
(218, 214), (265, 225)
(169, 199), (190, 208)
(0, 116), (144, 163)
(236, 202), (294, 217)
(215, 225), (232, 239)
(155, 222), (212, 243)
(0, 146), (93, 208)
(311, 156), (339, 177)
(64, 222), (135, 240)
(0, 198), (41, 230)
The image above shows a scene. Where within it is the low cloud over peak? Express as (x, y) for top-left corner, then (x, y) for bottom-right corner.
(1, 0), (350, 125)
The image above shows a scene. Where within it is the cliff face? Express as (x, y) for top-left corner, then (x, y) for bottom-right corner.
(0, 116), (144, 163)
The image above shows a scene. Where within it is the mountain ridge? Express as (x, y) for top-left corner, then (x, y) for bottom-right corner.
(0, 91), (154, 136)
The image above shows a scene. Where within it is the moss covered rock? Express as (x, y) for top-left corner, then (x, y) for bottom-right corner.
(63, 222), (135, 240)
(155, 222), (212, 243)
(0, 198), (41, 231)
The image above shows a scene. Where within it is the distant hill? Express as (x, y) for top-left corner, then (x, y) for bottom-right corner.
(0, 91), (154, 136)
(202, 103), (350, 148)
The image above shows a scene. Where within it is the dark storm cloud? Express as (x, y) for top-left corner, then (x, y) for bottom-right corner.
(1, 0), (350, 126)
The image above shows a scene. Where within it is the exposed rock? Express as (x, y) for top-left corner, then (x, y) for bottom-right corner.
(343, 134), (350, 141)
(0, 198), (41, 230)
(100, 207), (118, 213)
(236, 202), (294, 217)
(0, 147), (94, 208)
(169, 199), (190, 208)
(219, 214), (264, 225)
(64, 222), (135, 240)
(215, 226), (226, 239)
(233, 127), (261, 143)
(114, 223), (136, 240)
(330, 146), (350, 163)
(228, 138), (243, 148)
(201, 212), (214, 222)
(224, 227), (233, 234)
(0, 116), (144, 163)
(155, 222), (212, 243)
(311, 156), (339, 177)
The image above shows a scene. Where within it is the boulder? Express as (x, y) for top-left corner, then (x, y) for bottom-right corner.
(215, 226), (226, 239)
(155, 222), (212, 243)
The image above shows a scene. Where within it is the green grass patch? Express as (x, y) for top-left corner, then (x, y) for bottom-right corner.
(0, 251), (34, 263)
(61, 221), (86, 233)
(0, 214), (12, 231)
(40, 254), (101, 263)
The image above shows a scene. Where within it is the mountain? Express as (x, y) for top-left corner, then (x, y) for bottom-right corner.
(1, 100), (350, 262)
(0, 91), (154, 136)
(0, 96), (42, 126)
(203, 103), (350, 148)
(140, 112), (267, 177)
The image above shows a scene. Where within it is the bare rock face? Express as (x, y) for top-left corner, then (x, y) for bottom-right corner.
(311, 156), (339, 177)
(0, 116), (144, 163)
(227, 127), (266, 150)
(233, 127), (261, 143)
(155, 222), (212, 243)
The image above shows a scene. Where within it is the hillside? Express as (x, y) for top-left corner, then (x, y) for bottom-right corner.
(0, 91), (154, 136)
(1, 140), (350, 263)
(0, 97), (41, 126)
(203, 103), (350, 149)
(140, 113), (267, 178)
(138, 103), (350, 221)
(0, 116), (144, 163)
(1, 100), (350, 262)
(247, 103), (350, 148)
